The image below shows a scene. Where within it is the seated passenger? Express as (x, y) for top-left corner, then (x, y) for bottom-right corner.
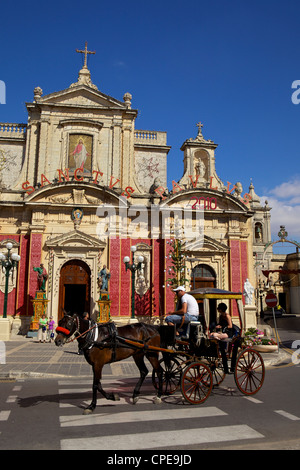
(210, 303), (233, 340)
(165, 286), (199, 335)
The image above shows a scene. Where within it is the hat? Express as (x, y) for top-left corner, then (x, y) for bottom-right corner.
(173, 286), (186, 292)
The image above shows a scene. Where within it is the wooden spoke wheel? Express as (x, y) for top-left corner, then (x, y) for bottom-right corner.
(206, 357), (226, 386)
(152, 357), (182, 395)
(234, 348), (265, 395)
(181, 361), (213, 405)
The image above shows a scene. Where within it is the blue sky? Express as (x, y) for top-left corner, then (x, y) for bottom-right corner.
(1, 0), (300, 246)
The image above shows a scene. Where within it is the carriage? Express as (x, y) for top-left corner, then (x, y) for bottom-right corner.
(152, 288), (265, 404)
(55, 288), (265, 413)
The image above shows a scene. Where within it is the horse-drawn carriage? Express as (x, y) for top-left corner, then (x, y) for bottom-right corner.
(55, 288), (265, 413)
(152, 288), (265, 404)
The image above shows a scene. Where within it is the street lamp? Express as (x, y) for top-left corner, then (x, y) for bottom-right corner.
(0, 242), (20, 319)
(123, 245), (144, 319)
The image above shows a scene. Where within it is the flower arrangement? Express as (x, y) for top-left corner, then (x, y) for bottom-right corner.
(244, 336), (277, 347)
(242, 327), (277, 350)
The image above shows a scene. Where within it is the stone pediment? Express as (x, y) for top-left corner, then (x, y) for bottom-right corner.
(160, 188), (252, 214)
(24, 183), (128, 207)
(184, 235), (229, 253)
(35, 86), (127, 110)
(45, 229), (105, 249)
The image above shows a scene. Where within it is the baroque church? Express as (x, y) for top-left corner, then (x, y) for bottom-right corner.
(0, 44), (295, 336)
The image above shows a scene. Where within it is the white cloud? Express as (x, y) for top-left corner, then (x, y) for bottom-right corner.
(261, 176), (300, 241)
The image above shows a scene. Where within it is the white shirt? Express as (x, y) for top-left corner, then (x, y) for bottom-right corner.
(181, 293), (199, 317)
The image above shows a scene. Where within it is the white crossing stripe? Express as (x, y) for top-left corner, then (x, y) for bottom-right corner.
(243, 396), (263, 404)
(274, 410), (300, 421)
(61, 424), (264, 450)
(6, 396), (17, 403)
(0, 411), (11, 421)
(60, 407), (227, 427)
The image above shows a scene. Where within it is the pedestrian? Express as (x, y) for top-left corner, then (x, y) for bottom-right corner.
(165, 286), (199, 335)
(37, 314), (48, 343)
(47, 316), (55, 342)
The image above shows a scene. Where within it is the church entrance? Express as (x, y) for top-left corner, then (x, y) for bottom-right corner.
(58, 260), (91, 321)
(191, 264), (217, 326)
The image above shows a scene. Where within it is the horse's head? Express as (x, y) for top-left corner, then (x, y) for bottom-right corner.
(55, 314), (78, 346)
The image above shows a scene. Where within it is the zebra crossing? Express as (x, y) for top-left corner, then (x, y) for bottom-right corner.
(57, 378), (264, 450)
(1, 376), (299, 450)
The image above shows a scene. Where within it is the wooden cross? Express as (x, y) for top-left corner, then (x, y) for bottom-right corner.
(76, 41), (96, 68)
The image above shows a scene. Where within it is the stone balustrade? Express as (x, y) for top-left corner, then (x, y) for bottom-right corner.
(0, 123), (27, 139)
(134, 129), (167, 146)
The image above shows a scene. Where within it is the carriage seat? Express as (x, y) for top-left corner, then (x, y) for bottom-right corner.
(179, 318), (203, 341)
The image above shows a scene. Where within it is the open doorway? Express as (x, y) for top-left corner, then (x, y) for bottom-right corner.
(58, 260), (91, 321)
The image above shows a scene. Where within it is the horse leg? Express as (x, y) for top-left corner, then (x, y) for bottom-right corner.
(83, 364), (119, 415)
(147, 352), (163, 404)
(132, 352), (149, 404)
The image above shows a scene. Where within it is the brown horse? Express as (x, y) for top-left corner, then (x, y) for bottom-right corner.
(55, 314), (163, 414)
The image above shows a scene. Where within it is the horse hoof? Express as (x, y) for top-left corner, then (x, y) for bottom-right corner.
(83, 408), (93, 415)
(133, 396), (139, 404)
(114, 393), (120, 401)
(153, 396), (162, 404)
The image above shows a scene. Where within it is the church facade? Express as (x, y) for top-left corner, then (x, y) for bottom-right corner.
(0, 47), (286, 334)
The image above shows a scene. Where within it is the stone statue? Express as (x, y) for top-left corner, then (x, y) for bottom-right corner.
(33, 263), (48, 292)
(243, 278), (254, 305)
(99, 265), (111, 291)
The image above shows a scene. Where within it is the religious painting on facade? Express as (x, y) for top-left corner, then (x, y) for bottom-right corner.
(68, 134), (92, 172)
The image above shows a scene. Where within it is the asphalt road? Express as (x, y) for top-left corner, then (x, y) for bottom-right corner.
(0, 315), (299, 453)
(0, 361), (299, 452)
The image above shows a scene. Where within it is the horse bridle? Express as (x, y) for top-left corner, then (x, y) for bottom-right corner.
(56, 315), (80, 340)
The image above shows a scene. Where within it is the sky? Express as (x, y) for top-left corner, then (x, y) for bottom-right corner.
(1, 0), (300, 248)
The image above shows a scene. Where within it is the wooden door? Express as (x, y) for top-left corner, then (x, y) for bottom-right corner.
(58, 260), (91, 321)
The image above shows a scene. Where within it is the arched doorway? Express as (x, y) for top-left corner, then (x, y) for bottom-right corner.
(191, 264), (217, 325)
(58, 260), (91, 321)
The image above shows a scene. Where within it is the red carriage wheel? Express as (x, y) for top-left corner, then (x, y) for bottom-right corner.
(234, 348), (265, 395)
(206, 357), (226, 386)
(152, 357), (182, 395)
(181, 361), (213, 405)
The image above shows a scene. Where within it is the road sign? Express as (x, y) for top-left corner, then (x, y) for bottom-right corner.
(265, 292), (277, 308)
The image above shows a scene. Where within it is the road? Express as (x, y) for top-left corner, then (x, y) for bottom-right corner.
(0, 361), (299, 452)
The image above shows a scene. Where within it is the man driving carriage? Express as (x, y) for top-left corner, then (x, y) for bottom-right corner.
(165, 286), (199, 335)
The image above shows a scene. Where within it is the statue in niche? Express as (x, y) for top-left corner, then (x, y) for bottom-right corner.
(195, 159), (206, 178)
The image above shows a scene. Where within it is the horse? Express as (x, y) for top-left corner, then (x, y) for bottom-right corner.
(55, 314), (163, 414)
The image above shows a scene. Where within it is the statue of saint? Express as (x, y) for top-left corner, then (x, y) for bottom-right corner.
(243, 278), (254, 305)
(33, 263), (48, 292)
(98, 265), (111, 291)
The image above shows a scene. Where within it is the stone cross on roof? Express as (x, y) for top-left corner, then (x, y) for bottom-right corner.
(76, 42), (96, 68)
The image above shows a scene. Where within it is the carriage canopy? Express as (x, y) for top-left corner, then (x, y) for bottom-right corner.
(187, 288), (245, 334)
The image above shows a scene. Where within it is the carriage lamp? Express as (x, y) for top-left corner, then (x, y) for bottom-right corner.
(123, 246), (144, 319)
(0, 242), (21, 319)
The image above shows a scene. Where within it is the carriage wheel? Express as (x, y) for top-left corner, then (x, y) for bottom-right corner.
(181, 362), (213, 405)
(206, 357), (226, 386)
(234, 348), (265, 395)
(152, 357), (182, 395)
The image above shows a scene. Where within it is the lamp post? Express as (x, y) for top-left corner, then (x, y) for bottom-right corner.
(0, 242), (20, 319)
(123, 245), (144, 319)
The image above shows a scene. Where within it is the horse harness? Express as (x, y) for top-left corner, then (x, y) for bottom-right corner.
(71, 318), (155, 361)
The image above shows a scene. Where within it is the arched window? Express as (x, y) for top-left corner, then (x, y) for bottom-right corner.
(255, 222), (263, 242)
(191, 264), (216, 289)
